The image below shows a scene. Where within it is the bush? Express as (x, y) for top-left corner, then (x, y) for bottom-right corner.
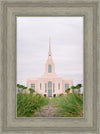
(35, 93), (42, 97)
(52, 93), (83, 117)
(29, 88), (35, 94)
(59, 93), (64, 97)
(17, 93), (50, 117)
(65, 88), (70, 94)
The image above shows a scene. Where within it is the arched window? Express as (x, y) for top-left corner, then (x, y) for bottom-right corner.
(48, 64), (52, 73)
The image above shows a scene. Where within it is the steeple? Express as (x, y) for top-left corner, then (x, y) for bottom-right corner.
(41, 37), (58, 78)
(48, 37), (52, 58)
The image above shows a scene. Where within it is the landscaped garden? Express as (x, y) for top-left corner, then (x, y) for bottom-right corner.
(51, 93), (83, 117)
(17, 93), (50, 117)
(17, 84), (83, 117)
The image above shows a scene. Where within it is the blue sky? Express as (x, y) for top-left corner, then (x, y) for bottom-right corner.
(17, 17), (83, 91)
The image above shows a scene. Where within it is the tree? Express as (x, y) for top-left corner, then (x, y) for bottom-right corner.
(65, 88), (70, 94)
(24, 86), (27, 90)
(17, 84), (23, 93)
(17, 84), (20, 93)
(24, 86), (27, 93)
(76, 84), (82, 94)
(19, 85), (24, 93)
(29, 88), (35, 94)
(17, 84), (27, 93)
(22, 86), (27, 93)
(71, 86), (76, 93)
(59, 93), (64, 97)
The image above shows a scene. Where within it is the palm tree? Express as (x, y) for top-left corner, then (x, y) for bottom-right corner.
(19, 85), (24, 93)
(18, 85), (24, 93)
(76, 84), (82, 94)
(17, 84), (20, 93)
(24, 86), (27, 93)
(24, 86), (27, 90)
(21, 86), (27, 93)
(29, 88), (35, 94)
(65, 88), (70, 94)
(17, 84), (28, 93)
(71, 86), (76, 93)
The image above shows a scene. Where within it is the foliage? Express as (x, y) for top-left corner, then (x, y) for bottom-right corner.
(17, 84), (27, 93)
(51, 93), (83, 117)
(59, 93), (64, 96)
(17, 84), (20, 87)
(29, 88), (35, 94)
(65, 88), (70, 94)
(71, 86), (76, 93)
(76, 84), (82, 88)
(71, 84), (82, 94)
(17, 94), (50, 117)
(71, 86), (76, 89)
(76, 84), (82, 94)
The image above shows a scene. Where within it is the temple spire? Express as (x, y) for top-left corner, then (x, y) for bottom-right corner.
(48, 37), (52, 58)
(49, 37), (51, 52)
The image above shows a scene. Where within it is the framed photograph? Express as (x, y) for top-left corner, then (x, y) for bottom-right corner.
(0, 0), (100, 133)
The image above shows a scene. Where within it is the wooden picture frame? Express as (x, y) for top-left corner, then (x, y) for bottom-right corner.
(0, 0), (100, 133)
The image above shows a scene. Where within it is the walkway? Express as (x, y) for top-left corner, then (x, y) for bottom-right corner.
(34, 101), (60, 117)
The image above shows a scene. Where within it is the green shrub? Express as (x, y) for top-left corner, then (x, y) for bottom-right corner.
(29, 88), (35, 94)
(59, 93), (64, 97)
(52, 93), (83, 117)
(65, 88), (70, 94)
(17, 93), (50, 117)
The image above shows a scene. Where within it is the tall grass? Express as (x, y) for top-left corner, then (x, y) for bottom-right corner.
(51, 93), (83, 117)
(17, 93), (50, 117)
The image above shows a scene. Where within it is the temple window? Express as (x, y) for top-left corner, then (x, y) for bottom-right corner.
(31, 84), (35, 89)
(40, 83), (42, 90)
(48, 81), (52, 87)
(65, 84), (69, 90)
(58, 83), (60, 89)
(48, 64), (52, 73)
(53, 83), (55, 92)
(45, 83), (47, 92)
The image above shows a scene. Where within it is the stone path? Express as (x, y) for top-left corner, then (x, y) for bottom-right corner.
(34, 102), (60, 117)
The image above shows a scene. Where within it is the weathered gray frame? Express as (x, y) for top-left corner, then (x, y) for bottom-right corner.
(0, 0), (100, 134)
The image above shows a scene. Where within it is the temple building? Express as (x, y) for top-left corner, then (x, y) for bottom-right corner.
(26, 38), (73, 97)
